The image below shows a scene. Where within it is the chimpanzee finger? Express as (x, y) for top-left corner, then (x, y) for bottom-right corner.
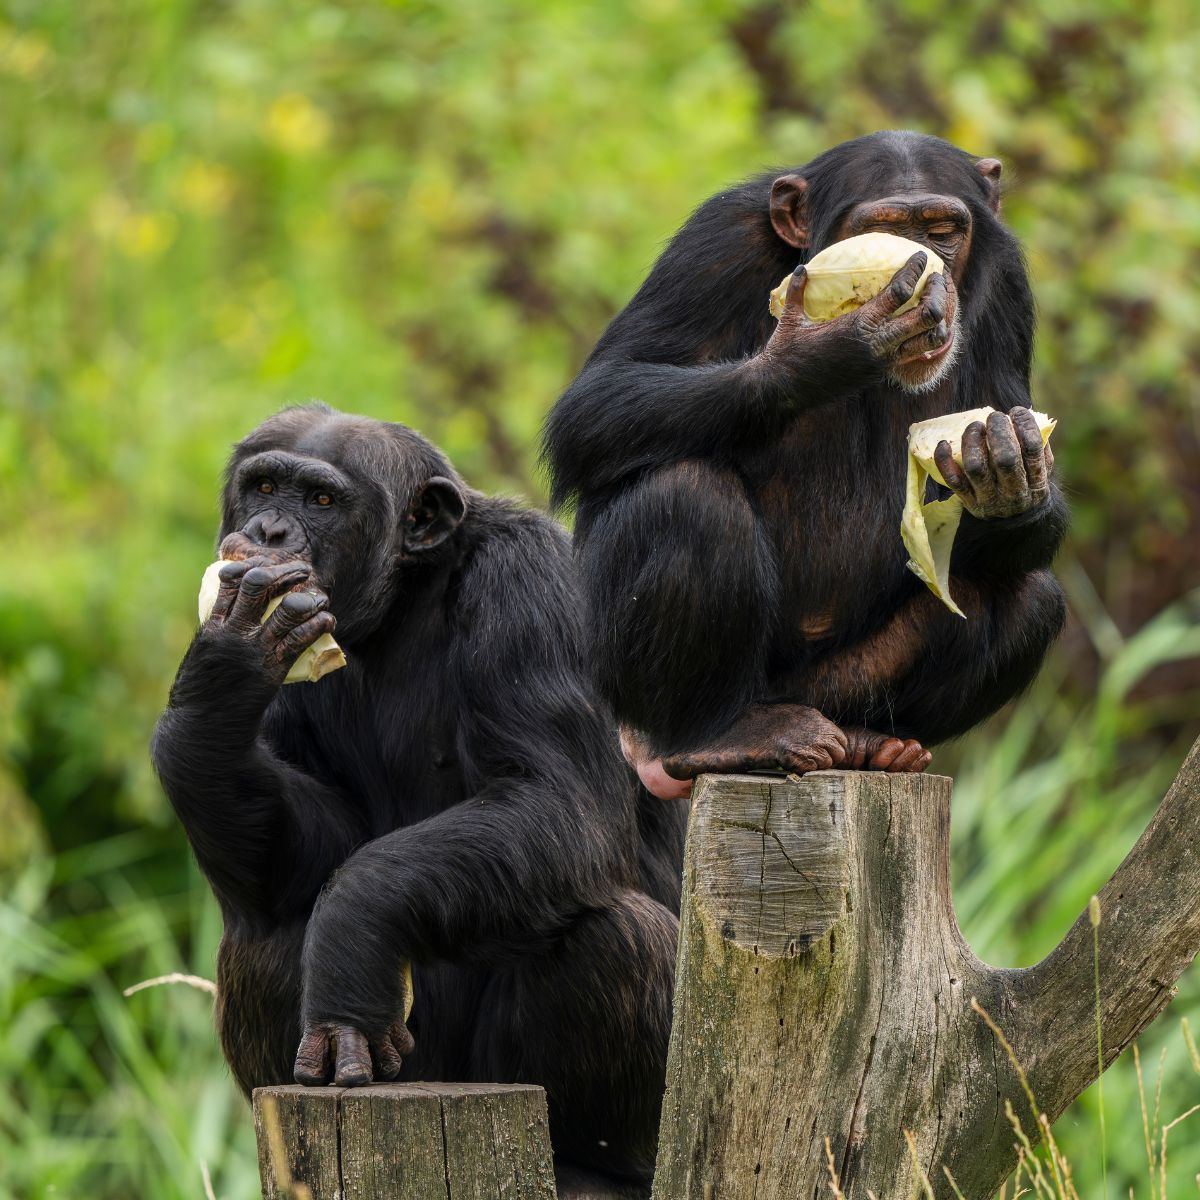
(269, 613), (337, 673)
(986, 411), (1027, 502)
(933, 441), (974, 502)
(372, 1036), (404, 1081)
(333, 1026), (374, 1087)
(917, 271), (948, 325)
(782, 266), (809, 318)
(872, 251), (929, 317)
(293, 1027), (333, 1085)
(390, 1020), (416, 1057)
(866, 738), (905, 770)
(227, 561), (312, 631)
(1011, 406), (1050, 503)
(888, 741), (931, 773)
(960, 421), (997, 506)
(209, 559), (253, 624)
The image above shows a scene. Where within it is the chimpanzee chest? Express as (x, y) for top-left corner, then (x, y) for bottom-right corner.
(742, 403), (915, 649)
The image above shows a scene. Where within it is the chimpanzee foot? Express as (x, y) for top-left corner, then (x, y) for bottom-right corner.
(294, 1019), (415, 1087)
(842, 727), (932, 773)
(641, 704), (847, 799)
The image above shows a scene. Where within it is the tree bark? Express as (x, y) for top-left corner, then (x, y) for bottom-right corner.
(652, 740), (1200, 1199)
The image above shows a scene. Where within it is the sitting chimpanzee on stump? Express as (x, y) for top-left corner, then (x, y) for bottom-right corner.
(151, 404), (682, 1185)
(543, 131), (1069, 800)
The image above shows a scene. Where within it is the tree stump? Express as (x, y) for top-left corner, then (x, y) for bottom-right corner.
(653, 743), (1200, 1199)
(254, 1082), (557, 1200)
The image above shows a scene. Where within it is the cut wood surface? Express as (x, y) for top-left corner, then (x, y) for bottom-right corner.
(653, 740), (1200, 1199)
(254, 1082), (557, 1200)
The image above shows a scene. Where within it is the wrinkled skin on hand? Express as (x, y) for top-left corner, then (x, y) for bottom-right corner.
(764, 251), (958, 392)
(934, 407), (1054, 521)
(293, 1018), (415, 1088)
(203, 558), (336, 687)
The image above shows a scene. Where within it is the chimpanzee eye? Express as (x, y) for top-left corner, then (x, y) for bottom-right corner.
(313, 492), (333, 507)
(257, 479), (274, 495)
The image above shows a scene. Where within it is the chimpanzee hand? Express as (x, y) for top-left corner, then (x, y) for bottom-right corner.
(766, 251), (953, 377)
(933, 408), (1054, 521)
(294, 1017), (416, 1088)
(203, 559), (336, 687)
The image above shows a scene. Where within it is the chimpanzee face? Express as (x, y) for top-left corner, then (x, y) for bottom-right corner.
(833, 191), (972, 393)
(769, 135), (1005, 395)
(218, 406), (466, 642)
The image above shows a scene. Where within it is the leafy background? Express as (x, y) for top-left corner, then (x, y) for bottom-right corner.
(2, 0), (1199, 1196)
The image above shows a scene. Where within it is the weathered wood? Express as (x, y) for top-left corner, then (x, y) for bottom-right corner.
(437, 1083), (558, 1199)
(340, 1085), (450, 1199)
(254, 1086), (341, 1200)
(653, 745), (1200, 1199)
(254, 1081), (556, 1200)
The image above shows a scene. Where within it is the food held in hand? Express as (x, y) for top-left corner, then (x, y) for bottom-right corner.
(902, 407), (1056, 617)
(197, 560), (346, 683)
(769, 232), (945, 321)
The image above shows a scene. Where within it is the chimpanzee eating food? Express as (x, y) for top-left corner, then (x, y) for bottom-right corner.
(543, 131), (1068, 799)
(151, 404), (682, 1183)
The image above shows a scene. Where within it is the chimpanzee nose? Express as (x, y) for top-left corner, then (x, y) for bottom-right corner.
(242, 509), (302, 550)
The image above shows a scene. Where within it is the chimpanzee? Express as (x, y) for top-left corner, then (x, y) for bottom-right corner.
(543, 131), (1068, 799)
(151, 404), (682, 1185)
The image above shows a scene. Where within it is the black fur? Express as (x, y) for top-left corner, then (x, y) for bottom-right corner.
(543, 131), (1068, 755)
(151, 404), (683, 1183)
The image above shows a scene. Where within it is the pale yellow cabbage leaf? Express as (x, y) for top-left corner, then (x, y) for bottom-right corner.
(902, 407), (1056, 617)
(197, 560), (346, 683)
(769, 232), (945, 322)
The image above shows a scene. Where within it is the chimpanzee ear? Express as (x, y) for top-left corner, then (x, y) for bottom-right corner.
(769, 174), (810, 248)
(976, 158), (1003, 213)
(404, 476), (467, 552)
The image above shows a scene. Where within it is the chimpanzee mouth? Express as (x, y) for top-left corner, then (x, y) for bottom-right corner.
(890, 318), (961, 394)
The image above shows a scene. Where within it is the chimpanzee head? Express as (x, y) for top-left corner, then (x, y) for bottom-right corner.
(767, 130), (1032, 399)
(218, 404), (467, 643)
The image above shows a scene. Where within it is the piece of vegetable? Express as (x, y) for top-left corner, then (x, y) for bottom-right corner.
(901, 407), (1057, 617)
(197, 560), (347, 683)
(769, 231), (945, 322)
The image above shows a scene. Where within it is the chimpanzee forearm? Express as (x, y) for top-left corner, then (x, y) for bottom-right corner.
(152, 639), (360, 919)
(804, 569), (1066, 745)
(546, 338), (875, 501)
(300, 781), (616, 1037)
(949, 483), (1069, 581)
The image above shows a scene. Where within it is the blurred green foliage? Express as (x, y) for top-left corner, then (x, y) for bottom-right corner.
(1, 0), (1199, 1196)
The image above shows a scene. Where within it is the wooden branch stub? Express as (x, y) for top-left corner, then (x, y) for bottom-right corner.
(652, 745), (1200, 1199)
(253, 1082), (556, 1200)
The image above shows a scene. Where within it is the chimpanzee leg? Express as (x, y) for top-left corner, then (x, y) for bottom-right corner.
(470, 891), (679, 1183)
(578, 461), (846, 797)
(576, 459), (776, 754)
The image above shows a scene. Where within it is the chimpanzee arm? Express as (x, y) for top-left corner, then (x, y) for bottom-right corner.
(297, 512), (633, 1048)
(152, 565), (363, 921)
(804, 569), (1066, 745)
(950, 484), (1069, 580)
(546, 202), (947, 504)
